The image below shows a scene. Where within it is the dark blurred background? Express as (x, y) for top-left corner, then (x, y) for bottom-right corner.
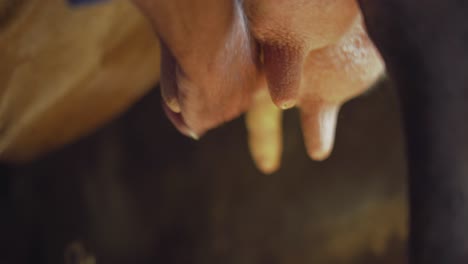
(0, 80), (408, 264)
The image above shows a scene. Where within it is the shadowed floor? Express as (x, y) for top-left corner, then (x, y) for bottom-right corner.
(1, 79), (407, 264)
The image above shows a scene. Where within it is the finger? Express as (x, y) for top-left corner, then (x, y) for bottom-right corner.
(263, 43), (305, 110)
(162, 103), (199, 140)
(160, 42), (181, 113)
(246, 89), (282, 174)
(300, 103), (340, 161)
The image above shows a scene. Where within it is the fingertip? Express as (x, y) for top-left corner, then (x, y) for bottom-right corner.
(162, 102), (202, 140)
(163, 96), (181, 113)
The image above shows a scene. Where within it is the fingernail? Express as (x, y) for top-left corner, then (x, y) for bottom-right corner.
(165, 98), (181, 113)
(188, 130), (199, 140)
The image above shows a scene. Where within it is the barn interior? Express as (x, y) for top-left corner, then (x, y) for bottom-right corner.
(1, 1), (408, 263)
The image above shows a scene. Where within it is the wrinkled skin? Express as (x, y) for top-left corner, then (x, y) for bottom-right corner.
(132, 0), (384, 172)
